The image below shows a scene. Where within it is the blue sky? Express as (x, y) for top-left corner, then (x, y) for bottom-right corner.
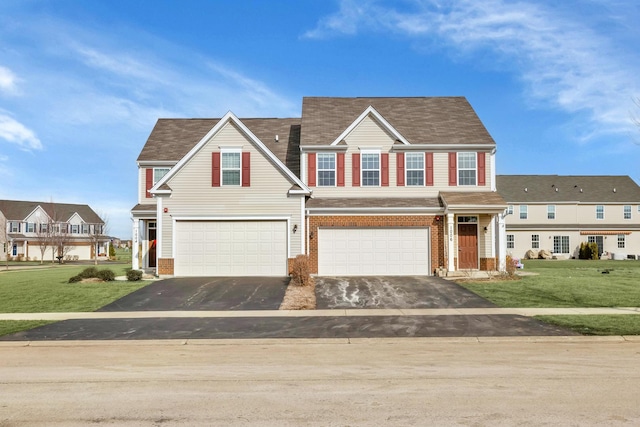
(1, 0), (639, 239)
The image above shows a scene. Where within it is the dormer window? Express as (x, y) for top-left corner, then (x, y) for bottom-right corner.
(317, 153), (336, 186)
(361, 151), (380, 186)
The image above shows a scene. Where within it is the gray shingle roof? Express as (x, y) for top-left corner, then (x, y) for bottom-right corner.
(439, 191), (507, 207)
(496, 175), (640, 203)
(0, 200), (104, 223)
(137, 118), (301, 177)
(300, 97), (496, 146)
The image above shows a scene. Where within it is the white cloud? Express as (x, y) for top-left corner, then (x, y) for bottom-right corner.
(0, 65), (19, 94)
(0, 112), (42, 150)
(306, 0), (640, 141)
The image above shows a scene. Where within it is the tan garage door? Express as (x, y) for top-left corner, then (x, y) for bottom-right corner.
(318, 227), (430, 276)
(174, 221), (287, 276)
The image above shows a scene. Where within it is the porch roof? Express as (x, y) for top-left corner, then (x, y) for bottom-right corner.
(439, 191), (507, 213)
(306, 197), (442, 212)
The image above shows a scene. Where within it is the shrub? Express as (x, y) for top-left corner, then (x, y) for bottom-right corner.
(505, 255), (517, 277)
(68, 275), (82, 283)
(79, 267), (99, 278)
(109, 244), (116, 258)
(96, 269), (115, 281)
(126, 269), (143, 281)
(290, 254), (311, 287)
(579, 242), (600, 260)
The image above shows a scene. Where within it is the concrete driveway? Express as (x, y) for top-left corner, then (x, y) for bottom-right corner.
(315, 276), (495, 309)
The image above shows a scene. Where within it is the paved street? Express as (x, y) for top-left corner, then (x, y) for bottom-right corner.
(1, 338), (639, 426)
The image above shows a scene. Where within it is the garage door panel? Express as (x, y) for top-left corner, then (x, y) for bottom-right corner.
(318, 228), (430, 276)
(175, 221), (287, 276)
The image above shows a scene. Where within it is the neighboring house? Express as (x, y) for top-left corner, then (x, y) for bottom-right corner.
(497, 175), (640, 260)
(132, 96), (508, 277)
(0, 200), (108, 262)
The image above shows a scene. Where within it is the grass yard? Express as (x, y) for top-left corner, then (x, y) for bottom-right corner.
(0, 321), (53, 337)
(460, 259), (640, 335)
(0, 264), (150, 313)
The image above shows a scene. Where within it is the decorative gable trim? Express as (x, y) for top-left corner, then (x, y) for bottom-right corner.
(330, 105), (410, 146)
(150, 111), (311, 195)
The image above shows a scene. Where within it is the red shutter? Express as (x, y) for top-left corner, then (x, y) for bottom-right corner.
(337, 153), (345, 187)
(307, 153), (316, 187)
(448, 152), (457, 186)
(352, 153), (360, 187)
(381, 153), (389, 187)
(212, 152), (221, 187)
(396, 153), (405, 186)
(145, 168), (153, 198)
(426, 152), (434, 186)
(242, 152), (250, 187)
(477, 152), (486, 186)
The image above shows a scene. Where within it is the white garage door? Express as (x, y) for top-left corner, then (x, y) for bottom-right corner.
(318, 228), (430, 276)
(174, 221), (287, 276)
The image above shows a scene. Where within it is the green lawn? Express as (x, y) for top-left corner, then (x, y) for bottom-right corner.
(0, 264), (149, 313)
(0, 321), (53, 337)
(460, 259), (640, 335)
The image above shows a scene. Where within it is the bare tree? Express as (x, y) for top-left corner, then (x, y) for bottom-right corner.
(88, 213), (109, 265)
(53, 222), (74, 264)
(35, 215), (54, 265)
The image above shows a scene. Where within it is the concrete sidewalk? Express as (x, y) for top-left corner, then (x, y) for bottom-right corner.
(1, 307), (639, 321)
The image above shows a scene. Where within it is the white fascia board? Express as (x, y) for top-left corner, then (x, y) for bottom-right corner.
(288, 189), (312, 196)
(150, 111), (310, 195)
(299, 145), (349, 152)
(172, 215), (291, 221)
(138, 161), (178, 167)
(306, 207), (443, 216)
(392, 144), (496, 152)
(330, 105), (410, 146)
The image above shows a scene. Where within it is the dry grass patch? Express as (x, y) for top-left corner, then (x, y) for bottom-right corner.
(280, 277), (316, 310)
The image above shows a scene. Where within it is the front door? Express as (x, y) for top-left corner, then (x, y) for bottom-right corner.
(458, 224), (478, 269)
(148, 227), (157, 268)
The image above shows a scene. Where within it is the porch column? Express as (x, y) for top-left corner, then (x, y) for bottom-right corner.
(447, 213), (455, 271)
(132, 219), (140, 270)
(497, 212), (507, 272)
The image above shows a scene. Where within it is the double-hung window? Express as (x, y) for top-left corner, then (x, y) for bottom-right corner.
(618, 234), (626, 249)
(361, 151), (380, 186)
(507, 234), (514, 249)
(532, 234), (540, 249)
(507, 205), (514, 215)
(547, 205), (555, 220)
(221, 150), (241, 186)
(153, 167), (170, 185)
(457, 152), (477, 186)
(26, 223), (35, 233)
(405, 153), (424, 186)
(519, 205), (528, 220)
(596, 205), (604, 220)
(9, 222), (19, 233)
(317, 153), (336, 186)
(623, 205), (631, 220)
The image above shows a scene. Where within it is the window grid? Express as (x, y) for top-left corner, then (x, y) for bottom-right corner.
(507, 234), (514, 249)
(553, 236), (570, 254)
(221, 152), (241, 186)
(361, 153), (380, 186)
(618, 234), (625, 249)
(457, 152), (477, 186)
(624, 205), (631, 220)
(532, 234), (539, 249)
(596, 205), (604, 220)
(317, 153), (336, 186)
(153, 168), (170, 185)
(405, 153), (424, 186)
(507, 205), (514, 215)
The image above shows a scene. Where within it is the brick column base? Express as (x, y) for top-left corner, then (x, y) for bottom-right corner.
(158, 258), (174, 275)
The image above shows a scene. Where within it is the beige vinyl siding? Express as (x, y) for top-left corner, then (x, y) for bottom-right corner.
(159, 121), (303, 258)
(308, 115), (493, 197)
(578, 204), (640, 225)
(504, 203), (640, 227)
(478, 214), (493, 257)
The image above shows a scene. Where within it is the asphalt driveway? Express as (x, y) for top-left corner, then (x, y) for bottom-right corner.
(0, 275), (577, 340)
(99, 276), (290, 311)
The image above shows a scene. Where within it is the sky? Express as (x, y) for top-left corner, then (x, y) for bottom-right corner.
(1, 0), (639, 239)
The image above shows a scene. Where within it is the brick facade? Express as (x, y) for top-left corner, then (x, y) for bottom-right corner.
(480, 257), (497, 271)
(308, 215), (445, 275)
(157, 258), (174, 275)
